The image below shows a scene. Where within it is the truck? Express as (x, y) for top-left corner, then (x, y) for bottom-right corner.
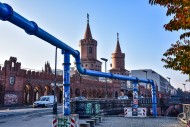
(33, 95), (56, 108)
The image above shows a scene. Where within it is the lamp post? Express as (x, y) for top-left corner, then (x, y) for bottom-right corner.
(101, 58), (108, 98)
(167, 77), (171, 84)
(183, 83), (186, 92)
(53, 47), (57, 114)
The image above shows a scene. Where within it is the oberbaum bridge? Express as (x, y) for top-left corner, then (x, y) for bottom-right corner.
(0, 2), (190, 127)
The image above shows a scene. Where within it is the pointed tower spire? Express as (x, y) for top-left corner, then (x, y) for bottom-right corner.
(109, 33), (129, 78)
(84, 13), (92, 39)
(114, 33), (122, 53)
(87, 13), (89, 23)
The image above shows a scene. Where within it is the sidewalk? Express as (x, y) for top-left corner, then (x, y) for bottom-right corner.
(0, 114), (185, 127)
(0, 105), (33, 110)
(0, 105), (62, 118)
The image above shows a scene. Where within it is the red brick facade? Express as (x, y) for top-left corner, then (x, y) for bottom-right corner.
(0, 56), (120, 106)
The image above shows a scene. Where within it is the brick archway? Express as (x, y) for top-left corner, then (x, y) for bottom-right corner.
(44, 85), (51, 95)
(23, 84), (32, 105)
(33, 85), (42, 101)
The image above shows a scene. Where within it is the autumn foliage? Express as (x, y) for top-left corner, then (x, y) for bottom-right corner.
(149, 0), (190, 75)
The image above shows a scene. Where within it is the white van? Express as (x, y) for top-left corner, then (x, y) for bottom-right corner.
(33, 95), (56, 108)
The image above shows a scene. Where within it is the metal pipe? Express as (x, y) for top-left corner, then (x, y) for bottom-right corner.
(0, 2), (157, 117)
(132, 81), (138, 116)
(150, 80), (157, 117)
(62, 51), (71, 115)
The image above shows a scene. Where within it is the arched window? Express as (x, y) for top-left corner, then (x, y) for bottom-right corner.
(89, 47), (92, 54)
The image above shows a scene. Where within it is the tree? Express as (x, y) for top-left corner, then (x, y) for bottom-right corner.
(161, 40), (190, 75)
(149, 0), (190, 76)
(149, 0), (190, 37)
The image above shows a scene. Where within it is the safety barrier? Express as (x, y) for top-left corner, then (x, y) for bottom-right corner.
(70, 98), (161, 117)
(52, 114), (79, 127)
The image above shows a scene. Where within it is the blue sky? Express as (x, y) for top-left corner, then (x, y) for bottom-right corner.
(0, 0), (188, 90)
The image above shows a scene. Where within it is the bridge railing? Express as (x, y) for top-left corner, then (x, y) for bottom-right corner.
(71, 98), (161, 117)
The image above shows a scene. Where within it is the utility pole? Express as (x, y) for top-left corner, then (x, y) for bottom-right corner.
(183, 83), (186, 92)
(101, 58), (108, 98)
(53, 47), (57, 114)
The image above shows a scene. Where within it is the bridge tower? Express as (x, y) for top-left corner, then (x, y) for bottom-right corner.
(109, 33), (129, 77)
(79, 14), (102, 80)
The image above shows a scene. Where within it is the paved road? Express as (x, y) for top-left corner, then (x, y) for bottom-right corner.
(0, 114), (185, 127)
(0, 106), (62, 118)
(0, 107), (185, 127)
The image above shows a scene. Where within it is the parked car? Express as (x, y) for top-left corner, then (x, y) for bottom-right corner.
(118, 95), (129, 100)
(33, 95), (56, 108)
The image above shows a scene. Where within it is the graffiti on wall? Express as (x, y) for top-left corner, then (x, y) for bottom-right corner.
(4, 94), (18, 105)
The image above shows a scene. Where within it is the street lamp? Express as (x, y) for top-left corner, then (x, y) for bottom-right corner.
(101, 58), (108, 98)
(53, 47), (57, 114)
(183, 83), (186, 92)
(167, 77), (171, 84)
